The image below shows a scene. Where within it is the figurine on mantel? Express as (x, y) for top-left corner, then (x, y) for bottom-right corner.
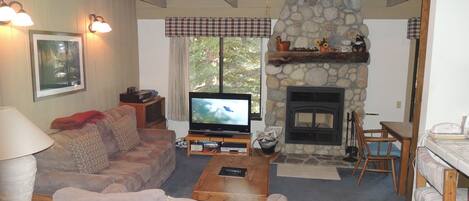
(352, 35), (367, 53)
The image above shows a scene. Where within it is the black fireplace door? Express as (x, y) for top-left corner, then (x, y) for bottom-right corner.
(286, 105), (342, 145)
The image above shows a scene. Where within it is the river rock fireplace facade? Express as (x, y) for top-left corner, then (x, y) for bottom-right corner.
(285, 86), (344, 145)
(265, 0), (369, 155)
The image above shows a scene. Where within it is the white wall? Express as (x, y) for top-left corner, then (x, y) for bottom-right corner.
(137, 19), (268, 138)
(419, 0), (469, 134)
(363, 19), (411, 129)
(138, 20), (170, 99)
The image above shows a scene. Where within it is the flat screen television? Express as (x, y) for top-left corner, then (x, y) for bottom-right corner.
(189, 92), (251, 135)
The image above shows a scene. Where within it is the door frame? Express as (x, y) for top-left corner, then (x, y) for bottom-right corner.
(406, 0), (431, 200)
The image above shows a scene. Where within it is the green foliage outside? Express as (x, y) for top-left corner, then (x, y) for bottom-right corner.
(189, 37), (262, 115)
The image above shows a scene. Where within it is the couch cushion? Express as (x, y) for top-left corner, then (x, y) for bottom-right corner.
(110, 140), (174, 175)
(110, 115), (141, 151)
(98, 105), (139, 156)
(34, 171), (115, 196)
(101, 184), (128, 193)
(35, 124), (101, 173)
(95, 115), (120, 156)
(69, 130), (110, 174)
(99, 161), (152, 191)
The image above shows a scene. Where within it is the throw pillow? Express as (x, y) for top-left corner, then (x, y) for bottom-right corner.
(110, 115), (141, 151)
(69, 130), (109, 174)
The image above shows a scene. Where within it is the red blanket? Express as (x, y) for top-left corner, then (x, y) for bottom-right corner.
(50, 110), (105, 130)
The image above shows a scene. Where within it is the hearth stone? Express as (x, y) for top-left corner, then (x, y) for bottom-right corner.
(266, 0), (369, 156)
(273, 153), (354, 168)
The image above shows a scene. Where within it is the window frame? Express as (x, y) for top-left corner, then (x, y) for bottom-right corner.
(190, 37), (263, 120)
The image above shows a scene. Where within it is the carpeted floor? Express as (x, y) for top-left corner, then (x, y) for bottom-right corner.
(161, 148), (404, 201)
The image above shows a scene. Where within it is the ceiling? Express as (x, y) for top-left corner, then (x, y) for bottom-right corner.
(136, 0), (422, 19)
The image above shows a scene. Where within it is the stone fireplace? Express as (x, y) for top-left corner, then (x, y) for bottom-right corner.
(265, 0), (369, 155)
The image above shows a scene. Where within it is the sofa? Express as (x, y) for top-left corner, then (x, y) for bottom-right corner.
(34, 105), (176, 196)
(53, 184), (194, 201)
(52, 184), (288, 201)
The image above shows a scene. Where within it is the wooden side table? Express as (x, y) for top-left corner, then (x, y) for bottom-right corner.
(380, 121), (412, 196)
(119, 96), (166, 129)
(32, 194), (52, 201)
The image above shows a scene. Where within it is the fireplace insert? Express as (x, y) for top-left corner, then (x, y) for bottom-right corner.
(285, 86), (344, 145)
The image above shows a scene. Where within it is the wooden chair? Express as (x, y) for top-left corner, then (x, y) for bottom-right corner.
(351, 111), (398, 192)
(415, 147), (467, 201)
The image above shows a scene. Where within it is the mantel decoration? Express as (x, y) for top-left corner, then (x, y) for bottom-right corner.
(29, 30), (86, 101)
(88, 14), (112, 33)
(268, 34), (369, 66)
(0, 0), (33, 26)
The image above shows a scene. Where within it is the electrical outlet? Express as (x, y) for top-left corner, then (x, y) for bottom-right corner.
(396, 101), (402, 109)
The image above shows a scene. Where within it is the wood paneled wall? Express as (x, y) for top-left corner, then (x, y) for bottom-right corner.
(0, 0), (139, 132)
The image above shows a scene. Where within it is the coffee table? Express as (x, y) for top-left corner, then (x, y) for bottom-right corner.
(192, 155), (270, 201)
(32, 194), (52, 201)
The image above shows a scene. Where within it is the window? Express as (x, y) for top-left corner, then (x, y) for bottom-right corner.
(189, 37), (262, 119)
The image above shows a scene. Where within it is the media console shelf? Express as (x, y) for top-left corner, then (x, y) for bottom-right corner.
(185, 133), (251, 157)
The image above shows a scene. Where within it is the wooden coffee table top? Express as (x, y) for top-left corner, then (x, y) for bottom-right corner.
(192, 156), (270, 201)
(32, 194), (52, 201)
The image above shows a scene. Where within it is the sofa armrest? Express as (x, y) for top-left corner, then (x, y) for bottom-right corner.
(34, 171), (115, 196)
(138, 128), (176, 144)
(53, 187), (167, 201)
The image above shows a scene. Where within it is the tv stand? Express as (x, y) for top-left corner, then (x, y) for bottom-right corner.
(185, 132), (251, 157)
(206, 134), (233, 138)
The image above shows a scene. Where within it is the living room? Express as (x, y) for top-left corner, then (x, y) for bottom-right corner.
(1, 0), (469, 201)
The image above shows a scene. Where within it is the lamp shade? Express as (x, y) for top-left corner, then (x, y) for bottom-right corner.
(0, 107), (53, 161)
(99, 22), (112, 33)
(90, 21), (112, 33)
(12, 11), (33, 26)
(0, 4), (16, 22)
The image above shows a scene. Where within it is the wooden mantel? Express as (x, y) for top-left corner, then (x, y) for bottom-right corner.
(267, 51), (370, 66)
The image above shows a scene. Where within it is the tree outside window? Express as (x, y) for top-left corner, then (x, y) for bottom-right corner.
(189, 37), (262, 119)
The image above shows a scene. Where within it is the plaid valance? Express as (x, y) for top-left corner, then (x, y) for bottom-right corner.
(165, 17), (271, 38)
(407, 17), (421, 39)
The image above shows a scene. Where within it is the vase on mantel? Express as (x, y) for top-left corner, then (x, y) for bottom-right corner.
(320, 46), (329, 53)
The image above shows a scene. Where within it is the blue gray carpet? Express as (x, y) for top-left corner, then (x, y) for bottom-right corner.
(161, 148), (404, 201)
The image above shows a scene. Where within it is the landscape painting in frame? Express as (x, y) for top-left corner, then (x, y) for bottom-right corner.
(30, 31), (85, 101)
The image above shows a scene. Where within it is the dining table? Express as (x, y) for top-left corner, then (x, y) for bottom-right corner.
(380, 121), (413, 196)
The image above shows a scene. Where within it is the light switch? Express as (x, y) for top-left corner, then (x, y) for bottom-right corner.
(396, 101), (402, 109)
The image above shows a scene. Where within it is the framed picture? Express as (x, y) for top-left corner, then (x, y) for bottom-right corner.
(29, 30), (86, 101)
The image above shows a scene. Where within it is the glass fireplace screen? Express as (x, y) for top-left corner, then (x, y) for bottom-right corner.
(294, 111), (334, 129)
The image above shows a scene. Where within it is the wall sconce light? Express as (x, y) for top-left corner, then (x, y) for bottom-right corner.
(0, 0), (33, 27)
(88, 14), (111, 33)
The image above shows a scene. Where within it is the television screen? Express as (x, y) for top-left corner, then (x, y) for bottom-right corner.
(189, 92), (251, 134)
(191, 98), (249, 126)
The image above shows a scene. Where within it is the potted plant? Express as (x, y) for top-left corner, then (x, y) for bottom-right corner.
(315, 38), (329, 53)
(253, 127), (283, 155)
